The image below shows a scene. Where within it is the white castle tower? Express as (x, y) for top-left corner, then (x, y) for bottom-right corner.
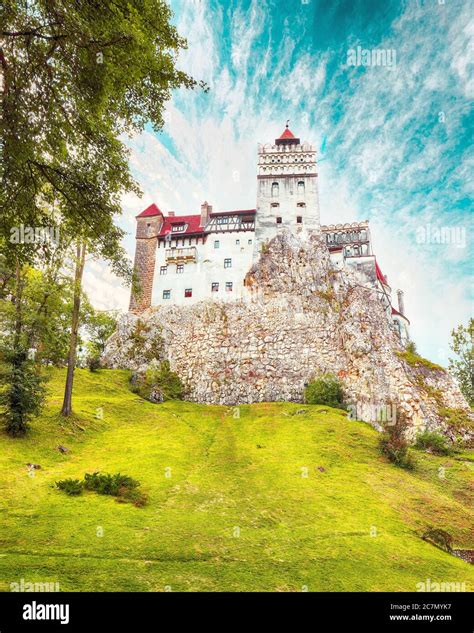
(254, 123), (320, 255)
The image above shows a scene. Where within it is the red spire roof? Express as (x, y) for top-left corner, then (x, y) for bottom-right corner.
(278, 126), (296, 140)
(136, 203), (163, 218)
(275, 124), (300, 146)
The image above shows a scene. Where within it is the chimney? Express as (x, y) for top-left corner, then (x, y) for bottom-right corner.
(200, 201), (212, 227)
(397, 289), (405, 316)
(168, 211), (175, 217)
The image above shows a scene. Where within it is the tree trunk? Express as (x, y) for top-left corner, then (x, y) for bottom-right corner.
(61, 242), (86, 417)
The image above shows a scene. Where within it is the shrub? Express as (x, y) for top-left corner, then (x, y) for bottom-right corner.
(56, 472), (146, 506)
(130, 361), (184, 402)
(56, 478), (83, 496)
(83, 472), (139, 496)
(415, 431), (452, 456)
(396, 350), (444, 372)
(87, 355), (101, 372)
(304, 374), (344, 409)
(422, 527), (453, 553)
(379, 413), (415, 470)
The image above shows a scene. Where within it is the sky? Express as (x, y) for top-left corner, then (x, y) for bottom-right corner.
(83, 0), (473, 364)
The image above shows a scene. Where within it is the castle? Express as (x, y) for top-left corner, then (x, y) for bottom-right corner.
(129, 125), (410, 345)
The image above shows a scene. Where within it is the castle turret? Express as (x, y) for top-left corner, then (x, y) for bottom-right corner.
(397, 289), (405, 316)
(129, 203), (163, 313)
(254, 124), (320, 255)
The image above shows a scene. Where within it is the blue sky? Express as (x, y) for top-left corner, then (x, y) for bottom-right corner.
(84, 0), (473, 363)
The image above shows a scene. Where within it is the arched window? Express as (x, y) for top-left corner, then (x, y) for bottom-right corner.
(271, 182), (279, 197)
(297, 181), (305, 195)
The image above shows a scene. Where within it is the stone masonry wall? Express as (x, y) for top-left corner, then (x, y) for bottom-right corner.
(105, 232), (473, 442)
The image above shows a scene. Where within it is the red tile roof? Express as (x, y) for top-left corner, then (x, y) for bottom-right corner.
(136, 203), (163, 218)
(158, 214), (204, 237)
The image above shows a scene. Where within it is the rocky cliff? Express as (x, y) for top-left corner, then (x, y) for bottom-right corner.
(103, 232), (473, 442)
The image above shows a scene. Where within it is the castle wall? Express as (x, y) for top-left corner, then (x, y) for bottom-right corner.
(106, 232), (472, 442)
(151, 230), (255, 305)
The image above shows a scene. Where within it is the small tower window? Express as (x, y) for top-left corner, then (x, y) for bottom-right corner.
(211, 282), (219, 292)
(298, 181), (305, 195)
(184, 288), (192, 298)
(163, 290), (171, 300)
(297, 216), (303, 224)
(271, 202), (279, 208)
(248, 239), (253, 245)
(176, 264), (184, 274)
(235, 239), (240, 245)
(276, 217), (282, 224)
(225, 282), (233, 292)
(271, 182), (279, 198)
(214, 240), (220, 249)
(160, 266), (167, 275)
(224, 258), (232, 269)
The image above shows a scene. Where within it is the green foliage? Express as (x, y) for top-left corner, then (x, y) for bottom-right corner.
(396, 350), (444, 372)
(85, 310), (118, 358)
(379, 414), (415, 470)
(0, 347), (46, 436)
(87, 355), (101, 372)
(56, 478), (83, 496)
(448, 319), (474, 406)
(1, 0), (202, 275)
(304, 374), (344, 408)
(131, 361), (184, 402)
(83, 472), (139, 496)
(56, 471), (147, 506)
(415, 431), (453, 456)
(405, 340), (417, 354)
(438, 407), (474, 434)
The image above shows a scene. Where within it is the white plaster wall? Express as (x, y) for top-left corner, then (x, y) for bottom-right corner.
(151, 231), (255, 306)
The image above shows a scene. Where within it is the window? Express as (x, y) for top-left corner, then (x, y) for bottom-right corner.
(271, 202), (279, 208)
(184, 288), (192, 298)
(297, 216), (303, 224)
(248, 239), (252, 245)
(235, 239), (240, 246)
(176, 264), (184, 274)
(160, 266), (167, 275)
(163, 290), (171, 300)
(225, 282), (233, 292)
(171, 223), (186, 233)
(297, 202), (306, 207)
(224, 258), (232, 269)
(211, 282), (219, 292)
(214, 240), (220, 249)
(276, 217), (282, 224)
(298, 181), (305, 195)
(271, 182), (279, 197)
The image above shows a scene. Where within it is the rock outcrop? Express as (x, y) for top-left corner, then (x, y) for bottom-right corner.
(103, 232), (473, 442)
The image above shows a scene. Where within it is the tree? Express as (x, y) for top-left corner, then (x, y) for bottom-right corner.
(84, 308), (118, 363)
(0, 346), (45, 436)
(448, 319), (474, 406)
(1, 0), (202, 416)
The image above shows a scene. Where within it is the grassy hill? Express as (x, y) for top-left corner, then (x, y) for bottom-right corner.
(0, 369), (472, 592)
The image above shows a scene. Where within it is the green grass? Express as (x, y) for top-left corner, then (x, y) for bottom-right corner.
(0, 368), (473, 592)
